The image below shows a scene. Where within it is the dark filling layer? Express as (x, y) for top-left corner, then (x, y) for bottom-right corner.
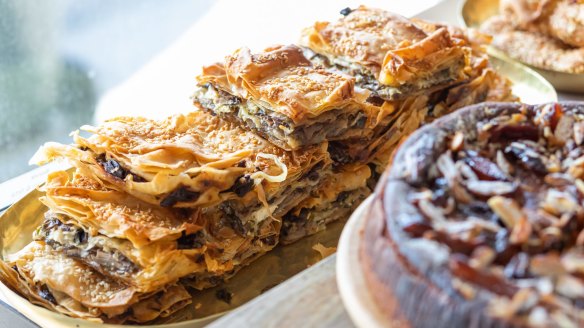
(95, 153), (257, 207)
(281, 187), (369, 242)
(38, 216), (140, 277)
(307, 52), (465, 101)
(218, 160), (329, 237)
(176, 231), (206, 250)
(39, 284), (57, 305)
(160, 187), (201, 207)
(194, 83), (369, 149)
(218, 184), (310, 237)
(96, 154), (145, 182)
(195, 84), (294, 143)
(218, 204), (248, 236)
(328, 142), (356, 165)
(326, 109), (404, 167)
(225, 174), (255, 198)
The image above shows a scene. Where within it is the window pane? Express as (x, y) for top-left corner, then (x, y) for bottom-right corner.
(0, 0), (213, 182)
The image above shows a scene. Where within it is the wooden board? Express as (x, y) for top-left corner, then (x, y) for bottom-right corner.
(207, 255), (354, 328)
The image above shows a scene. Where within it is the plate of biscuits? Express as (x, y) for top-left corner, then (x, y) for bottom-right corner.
(462, 0), (584, 93)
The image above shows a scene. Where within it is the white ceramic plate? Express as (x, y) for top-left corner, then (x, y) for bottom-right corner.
(336, 196), (389, 328)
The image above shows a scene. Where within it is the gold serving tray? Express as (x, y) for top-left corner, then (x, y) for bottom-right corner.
(488, 51), (557, 103)
(0, 184), (343, 328)
(461, 0), (584, 93)
(0, 45), (557, 327)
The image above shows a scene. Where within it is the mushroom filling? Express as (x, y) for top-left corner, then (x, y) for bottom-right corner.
(96, 154), (145, 183)
(95, 147), (328, 212)
(219, 161), (332, 236)
(193, 83), (370, 150)
(95, 153), (261, 207)
(306, 51), (466, 101)
(282, 187), (370, 243)
(36, 215), (140, 277)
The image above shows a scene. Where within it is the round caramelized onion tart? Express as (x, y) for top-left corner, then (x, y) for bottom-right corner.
(362, 102), (584, 328)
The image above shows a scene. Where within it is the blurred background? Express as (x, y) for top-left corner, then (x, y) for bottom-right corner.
(0, 0), (214, 182)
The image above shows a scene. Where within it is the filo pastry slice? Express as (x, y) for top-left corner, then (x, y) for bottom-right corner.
(0, 242), (191, 324)
(281, 164), (372, 244)
(328, 92), (430, 166)
(301, 6), (470, 101)
(36, 171), (280, 292)
(31, 110), (331, 227)
(363, 20), (517, 173)
(194, 44), (396, 150)
(410, 19), (517, 116)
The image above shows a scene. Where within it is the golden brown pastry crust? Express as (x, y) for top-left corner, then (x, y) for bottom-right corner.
(409, 19), (516, 118)
(31, 110), (330, 210)
(0, 242), (191, 324)
(281, 164), (371, 244)
(195, 45), (399, 150)
(42, 171), (200, 247)
(302, 7), (427, 76)
(200, 45), (355, 124)
(378, 27), (467, 88)
(38, 171), (280, 293)
(301, 6), (469, 89)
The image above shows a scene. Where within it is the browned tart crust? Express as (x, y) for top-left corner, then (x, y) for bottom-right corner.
(362, 102), (584, 327)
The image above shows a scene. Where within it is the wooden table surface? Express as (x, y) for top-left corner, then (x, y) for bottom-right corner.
(1, 0), (583, 327)
(208, 255), (353, 328)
